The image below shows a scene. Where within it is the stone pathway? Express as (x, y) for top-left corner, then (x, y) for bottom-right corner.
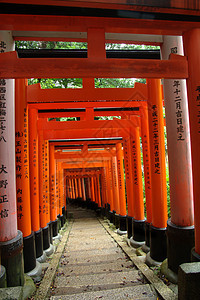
(49, 206), (158, 299)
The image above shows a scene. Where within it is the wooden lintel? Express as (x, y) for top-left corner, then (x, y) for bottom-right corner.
(1, 14), (200, 37)
(55, 152), (113, 159)
(37, 118), (140, 131)
(27, 82), (148, 103)
(0, 51), (188, 79)
(43, 128), (127, 140)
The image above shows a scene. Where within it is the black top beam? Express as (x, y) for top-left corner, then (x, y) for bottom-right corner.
(1, 3), (200, 22)
(17, 49), (160, 60)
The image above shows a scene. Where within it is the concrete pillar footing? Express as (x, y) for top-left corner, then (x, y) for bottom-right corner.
(167, 220), (194, 273)
(0, 230), (24, 287)
(141, 244), (150, 253)
(36, 251), (47, 263)
(117, 229), (127, 235)
(178, 262), (200, 300)
(44, 243), (55, 257)
(53, 233), (61, 243)
(26, 261), (42, 282)
(161, 259), (178, 284)
(145, 252), (162, 267)
(130, 237), (145, 249)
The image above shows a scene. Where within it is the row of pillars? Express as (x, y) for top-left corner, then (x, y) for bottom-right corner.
(0, 29), (200, 292)
(0, 32), (68, 287)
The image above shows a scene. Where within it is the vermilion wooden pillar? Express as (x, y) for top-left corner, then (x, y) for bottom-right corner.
(71, 178), (75, 201)
(60, 166), (65, 226)
(90, 176), (96, 209)
(78, 177), (83, 201)
(44, 140), (53, 248)
(96, 174), (102, 208)
(140, 104), (153, 252)
(0, 32), (24, 287)
(38, 131), (46, 230)
(146, 79), (168, 264)
(102, 164), (108, 212)
(123, 136), (134, 238)
(116, 143), (127, 233)
(57, 162), (65, 227)
(55, 161), (59, 222)
(130, 126), (146, 248)
(15, 79), (36, 274)
(38, 133), (52, 256)
(49, 144), (58, 237)
(74, 177), (79, 201)
(29, 108), (44, 260)
(107, 159), (114, 221)
(68, 178), (73, 200)
(81, 178), (86, 202)
(111, 156), (120, 218)
(183, 29), (200, 261)
(93, 176), (98, 206)
(56, 162), (62, 229)
(161, 35), (194, 274)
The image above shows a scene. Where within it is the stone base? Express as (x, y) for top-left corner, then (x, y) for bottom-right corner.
(44, 243), (55, 257)
(109, 211), (114, 224)
(0, 265), (6, 288)
(23, 232), (36, 273)
(26, 261), (42, 282)
(126, 216), (133, 239)
(36, 251), (47, 263)
(145, 252), (162, 267)
(130, 237), (145, 249)
(150, 225), (167, 262)
(62, 206), (66, 223)
(167, 219), (194, 273)
(101, 207), (106, 217)
(0, 286), (23, 300)
(145, 222), (151, 248)
(57, 214), (61, 231)
(132, 219), (145, 243)
(178, 262), (200, 300)
(161, 259), (178, 284)
(0, 230), (24, 287)
(52, 219), (58, 237)
(119, 215), (127, 232)
(47, 221), (53, 244)
(117, 228), (127, 235)
(42, 225), (50, 251)
(114, 213), (120, 229)
(35, 228), (43, 259)
(22, 274), (36, 300)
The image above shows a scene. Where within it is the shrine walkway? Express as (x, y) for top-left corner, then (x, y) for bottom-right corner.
(47, 206), (158, 300)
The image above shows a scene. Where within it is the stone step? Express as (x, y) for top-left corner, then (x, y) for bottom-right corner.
(63, 246), (125, 258)
(60, 253), (127, 265)
(54, 270), (143, 289)
(69, 233), (110, 243)
(66, 242), (116, 252)
(57, 260), (134, 276)
(50, 284), (157, 299)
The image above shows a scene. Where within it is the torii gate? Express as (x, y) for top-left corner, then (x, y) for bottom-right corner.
(0, 3), (198, 297)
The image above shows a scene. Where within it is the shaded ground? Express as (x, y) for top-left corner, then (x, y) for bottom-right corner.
(49, 206), (158, 299)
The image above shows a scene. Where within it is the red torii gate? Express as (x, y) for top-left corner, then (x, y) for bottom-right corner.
(0, 3), (198, 297)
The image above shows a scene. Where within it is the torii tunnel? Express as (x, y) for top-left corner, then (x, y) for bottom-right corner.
(0, 1), (200, 298)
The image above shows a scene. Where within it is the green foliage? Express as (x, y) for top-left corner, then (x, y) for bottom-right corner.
(15, 40), (87, 49)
